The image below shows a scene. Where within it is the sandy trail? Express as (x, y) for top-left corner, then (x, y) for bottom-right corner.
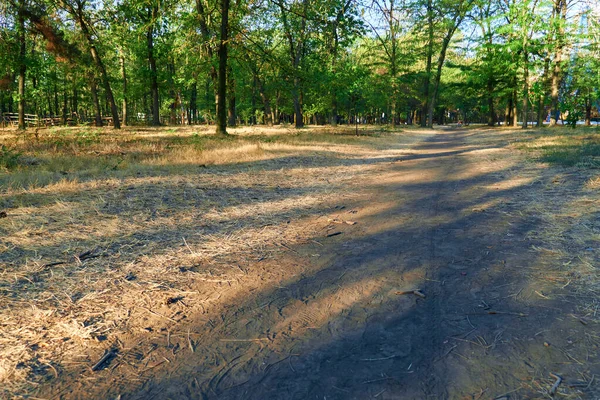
(37, 127), (599, 399)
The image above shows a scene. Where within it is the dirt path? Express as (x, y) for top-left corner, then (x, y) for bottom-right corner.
(37, 128), (599, 399)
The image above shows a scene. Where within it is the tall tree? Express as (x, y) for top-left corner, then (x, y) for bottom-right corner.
(17, 0), (26, 130)
(215, 0), (230, 135)
(59, 0), (121, 128)
(424, 0), (474, 128)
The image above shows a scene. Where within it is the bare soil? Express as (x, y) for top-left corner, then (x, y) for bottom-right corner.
(3, 126), (600, 399)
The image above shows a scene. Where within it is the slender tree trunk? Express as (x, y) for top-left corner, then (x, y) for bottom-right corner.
(277, 0), (306, 128)
(257, 79), (272, 126)
(421, 0), (433, 127)
(487, 79), (495, 126)
(74, 12), (120, 128)
(328, 0), (351, 127)
(90, 77), (102, 126)
(120, 52), (128, 126)
(72, 87), (78, 122)
(189, 80), (197, 125)
(505, 96), (512, 126)
(47, 93), (53, 117)
(549, 0), (566, 127)
(389, 0), (397, 129)
(17, 0), (26, 130)
(77, 25), (120, 127)
(512, 89), (518, 126)
(227, 65), (236, 127)
(196, 0), (219, 117)
(585, 94), (592, 126)
(331, 96), (338, 127)
(62, 89), (68, 125)
(536, 93), (545, 127)
(215, 0), (230, 135)
(427, 25), (460, 128)
(522, 52), (529, 129)
(274, 91), (280, 125)
(537, 57), (550, 126)
(292, 80), (303, 128)
(549, 60), (561, 126)
(148, 5), (160, 126)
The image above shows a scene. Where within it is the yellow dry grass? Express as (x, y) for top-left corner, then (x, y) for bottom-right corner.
(0, 124), (415, 396)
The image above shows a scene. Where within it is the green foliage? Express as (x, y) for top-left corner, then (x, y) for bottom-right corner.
(0, 145), (21, 170)
(0, 0), (597, 131)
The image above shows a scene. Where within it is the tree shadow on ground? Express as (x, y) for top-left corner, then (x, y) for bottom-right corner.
(18, 129), (600, 399)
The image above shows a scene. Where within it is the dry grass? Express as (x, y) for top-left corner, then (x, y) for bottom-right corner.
(514, 125), (600, 168)
(505, 127), (600, 327)
(0, 124), (412, 397)
(3, 124), (600, 398)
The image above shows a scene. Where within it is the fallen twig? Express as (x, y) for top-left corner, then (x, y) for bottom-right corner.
(141, 306), (178, 323)
(362, 376), (393, 384)
(474, 388), (488, 400)
(549, 373), (562, 395)
(92, 349), (117, 371)
(569, 314), (588, 325)
(327, 218), (356, 225)
(360, 354), (399, 361)
(468, 311), (528, 317)
(42, 261), (67, 268)
(440, 344), (457, 359)
(396, 289), (426, 298)
(77, 247), (101, 262)
(187, 329), (195, 353)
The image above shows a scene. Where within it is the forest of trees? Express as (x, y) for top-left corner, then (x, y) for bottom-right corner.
(0, 0), (599, 133)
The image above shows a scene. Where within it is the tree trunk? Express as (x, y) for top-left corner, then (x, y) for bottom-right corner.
(72, 87), (78, 122)
(215, 0), (230, 135)
(512, 89), (518, 127)
(522, 52), (529, 129)
(427, 26), (459, 128)
(585, 95), (592, 126)
(120, 52), (128, 126)
(75, 24), (119, 127)
(75, 11), (120, 128)
(536, 93), (545, 127)
(274, 91), (280, 125)
(90, 76), (102, 126)
(227, 65), (236, 127)
(390, 97), (396, 128)
(505, 96), (512, 126)
(292, 82), (303, 128)
(549, 0), (566, 127)
(537, 57), (550, 127)
(487, 80), (495, 126)
(54, 83), (59, 118)
(17, 0), (26, 130)
(189, 80), (197, 125)
(257, 79), (272, 126)
(148, 5), (160, 126)
(62, 89), (68, 125)
(331, 96), (338, 127)
(421, 0), (433, 127)
(277, 0), (307, 128)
